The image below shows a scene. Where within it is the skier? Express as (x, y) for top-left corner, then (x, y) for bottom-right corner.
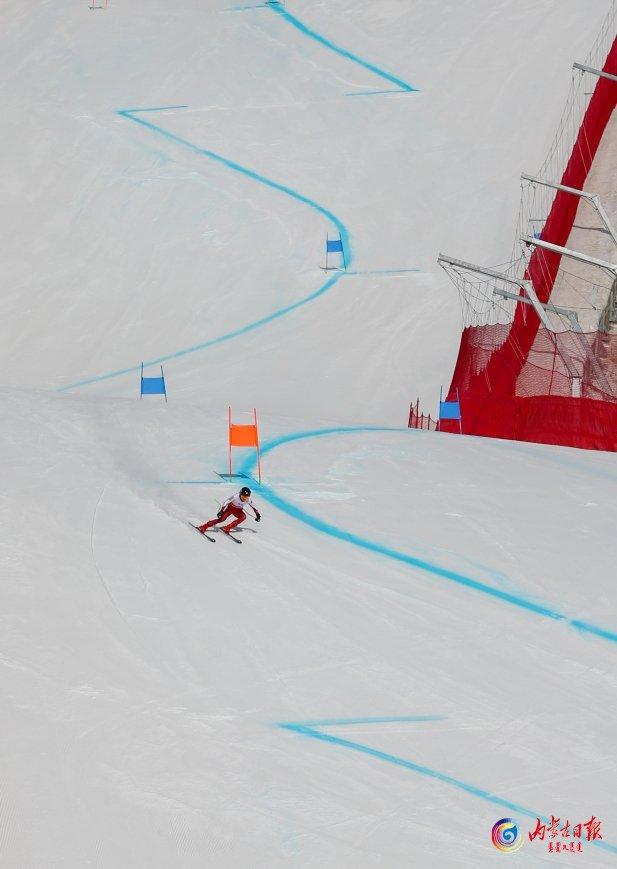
(197, 486), (261, 535)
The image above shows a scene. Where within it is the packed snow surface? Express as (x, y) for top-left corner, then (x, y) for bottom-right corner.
(1, 1), (616, 866)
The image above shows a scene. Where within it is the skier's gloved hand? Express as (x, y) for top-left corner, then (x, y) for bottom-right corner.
(255, 512), (261, 522)
(217, 509), (223, 519)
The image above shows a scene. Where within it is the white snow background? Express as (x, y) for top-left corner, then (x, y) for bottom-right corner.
(1, 1), (617, 866)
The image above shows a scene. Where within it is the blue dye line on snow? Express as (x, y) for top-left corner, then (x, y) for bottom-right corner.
(58, 273), (343, 390)
(117, 106), (350, 246)
(118, 104), (189, 113)
(345, 89), (411, 97)
(278, 718), (617, 856)
(57, 105), (351, 392)
(265, 1), (417, 94)
(238, 426), (617, 646)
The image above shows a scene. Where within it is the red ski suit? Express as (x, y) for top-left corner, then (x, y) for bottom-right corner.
(202, 503), (246, 532)
(199, 492), (260, 533)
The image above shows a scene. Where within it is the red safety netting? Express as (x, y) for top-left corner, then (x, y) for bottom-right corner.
(450, 324), (617, 400)
(439, 324), (617, 450)
(408, 401), (439, 431)
(441, 36), (617, 452)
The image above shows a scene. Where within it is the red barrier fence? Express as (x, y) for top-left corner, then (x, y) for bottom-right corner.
(408, 399), (438, 431)
(437, 393), (617, 451)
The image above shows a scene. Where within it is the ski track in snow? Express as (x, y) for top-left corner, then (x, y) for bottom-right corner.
(89, 484), (126, 619)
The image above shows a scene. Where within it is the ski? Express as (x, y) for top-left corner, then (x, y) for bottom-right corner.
(189, 523), (216, 543)
(217, 529), (242, 544)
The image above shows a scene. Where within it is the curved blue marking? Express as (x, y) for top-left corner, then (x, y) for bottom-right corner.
(278, 719), (617, 856)
(57, 106), (350, 392)
(58, 273), (342, 391)
(266, 2), (417, 94)
(119, 107), (350, 248)
(119, 104), (190, 113)
(238, 426), (617, 645)
(345, 89), (408, 97)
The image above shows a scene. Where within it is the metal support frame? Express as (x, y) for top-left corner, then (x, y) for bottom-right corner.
(489, 287), (585, 381)
(437, 253), (610, 395)
(573, 62), (617, 84)
(438, 253), (562, 331)
(492, 288), (580, 328)
(521, 235), (617, 278)
(521, 173), (617, 249)
(521, 238), (616, 395)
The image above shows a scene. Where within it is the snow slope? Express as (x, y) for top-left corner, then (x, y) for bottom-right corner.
(0, 0), (610, 417)
(2, 1), (617, 866)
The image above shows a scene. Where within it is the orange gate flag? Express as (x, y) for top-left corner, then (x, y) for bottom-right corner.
(228, 407), (262, 483)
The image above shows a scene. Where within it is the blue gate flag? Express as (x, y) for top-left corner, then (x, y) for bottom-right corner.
(140, 363), (167, 401)
(141, 376), (166, 395)
(439, 401), (461, 420)
(325, 233), (346, 270)
(438, 386), (462, 432)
